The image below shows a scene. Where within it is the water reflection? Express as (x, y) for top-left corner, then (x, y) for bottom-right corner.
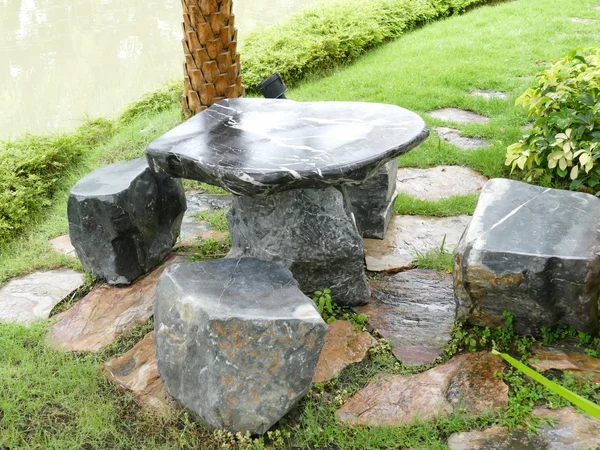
(0, 0), (319, 139)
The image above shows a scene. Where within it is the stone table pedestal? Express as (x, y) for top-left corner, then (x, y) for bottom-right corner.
(228, 186), (369, 306)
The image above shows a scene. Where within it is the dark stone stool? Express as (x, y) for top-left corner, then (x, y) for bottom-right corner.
(68, 158), (185, 285)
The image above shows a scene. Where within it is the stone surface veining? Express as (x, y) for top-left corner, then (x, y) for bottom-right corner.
(146, 98), (428, 196)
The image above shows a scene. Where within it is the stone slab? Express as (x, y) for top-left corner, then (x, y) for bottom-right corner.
(313, 320), (373, 383)
(364, 215), (471, 272)
(104, 331), (170, 416)
(529, 347), (600, 383)
(448, 408), (600, 449)
(429, 108), (489, 124)
(571, 17), (596, 23)
(448, 426), (546, 449)
(396, 165), (488, 201)
(533, 407), (600, 449)
(454, 178), (600, 335)
(356, 270), (455, 366)
(47, 255), (183, 352)
(336, 352), (508, 426)
(0, 269), (84, 325)
(470, 90), (507, 100)
(48, 235), (76, 256)
(435, 127), (490, 150)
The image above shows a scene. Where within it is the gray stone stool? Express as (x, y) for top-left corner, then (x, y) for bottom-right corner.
(454, 178), (600, 335)
(154, 258), (328, 434)
(68, 158), (186, 285)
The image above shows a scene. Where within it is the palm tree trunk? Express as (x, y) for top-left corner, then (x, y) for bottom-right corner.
(181, 0), (244, 118)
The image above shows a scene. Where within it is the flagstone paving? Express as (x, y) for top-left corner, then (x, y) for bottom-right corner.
(47, 255), (185, 352)
(396, 165), (488, 201)
(355, 270), (455, 366)
(0, 268), (84, 325)
(428, 107), (489, 124)
(336, 352), (508, 427)
(313, 320), (373, 383)
(571, 17), (596, 23)
(48, 235), (76, 256)
(470, 89), (507, 100)
(448, 407), (600, 449)
(104, 331), (171, 416)
(529, 347), (600, 383)
(364, 215), (471, 272)
(435, 127), (490, 150)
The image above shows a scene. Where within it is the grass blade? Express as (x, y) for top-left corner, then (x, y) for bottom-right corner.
(492, 349), (600, 420)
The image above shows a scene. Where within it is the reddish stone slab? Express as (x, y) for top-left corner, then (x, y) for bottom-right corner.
(47, 255), (184, 352)
(336, 352), (508, 427)
(313, 320), (373, 383)
(529, 347), (600, 383)
(104, 331), (170, 416)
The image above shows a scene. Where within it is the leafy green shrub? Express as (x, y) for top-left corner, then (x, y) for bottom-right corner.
(241, 0), (497, 93)
(505, 48), (600, 190)
(0, 119), (113, 243)
(118, 79), (183, 124)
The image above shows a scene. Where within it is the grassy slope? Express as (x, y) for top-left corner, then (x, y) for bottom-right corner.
(290, 0), (600, 213)
(2, 1), (600, 449)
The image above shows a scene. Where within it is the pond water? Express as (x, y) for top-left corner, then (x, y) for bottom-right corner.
(0, 0), (320, 140)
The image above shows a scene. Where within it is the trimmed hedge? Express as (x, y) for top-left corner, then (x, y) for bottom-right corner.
(241, 0), (499, 93)
(0, 119), (113, 244)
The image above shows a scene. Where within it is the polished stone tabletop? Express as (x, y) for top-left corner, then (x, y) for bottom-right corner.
(146, 98), (428, 196)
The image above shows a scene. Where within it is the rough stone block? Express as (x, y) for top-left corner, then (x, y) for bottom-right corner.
(346, 158), (398, 239)
(227, 186), (370, 306)
(68, 158), (186, 285)
(454, 178), (600, 335)
(155, 258), (328, 435)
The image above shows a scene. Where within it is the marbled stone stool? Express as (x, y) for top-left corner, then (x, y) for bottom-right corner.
(68, 158), (186, 285)
(454, 178), (600, 335)
(154, 258), (327, 434)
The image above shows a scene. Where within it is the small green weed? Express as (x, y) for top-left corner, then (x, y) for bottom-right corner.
(313, 289), (368, 329)
(415, 235), (454, 272)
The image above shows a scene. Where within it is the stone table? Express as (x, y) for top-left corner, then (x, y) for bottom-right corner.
(147, 98), (428, 306)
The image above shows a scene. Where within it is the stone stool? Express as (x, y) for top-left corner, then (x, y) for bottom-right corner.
(454, 178), (600, 335)
(68, 158), (186, 285)
(154, 258), (328, 434)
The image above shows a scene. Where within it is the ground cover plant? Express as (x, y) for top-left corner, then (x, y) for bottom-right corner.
(2, 0), (600, 448)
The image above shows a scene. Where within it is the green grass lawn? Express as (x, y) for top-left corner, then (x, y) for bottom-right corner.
(2, 0), (600, 448)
